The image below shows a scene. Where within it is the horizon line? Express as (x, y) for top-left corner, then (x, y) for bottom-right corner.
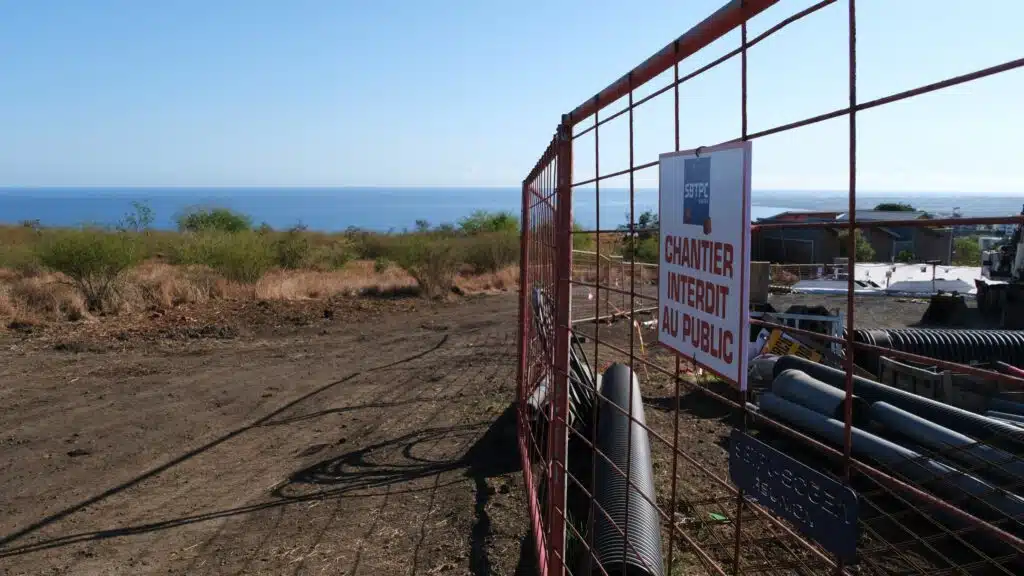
(1, 185), (1022, 195)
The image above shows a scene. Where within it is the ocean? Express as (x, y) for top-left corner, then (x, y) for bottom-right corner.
(0, 187), (1021, 232)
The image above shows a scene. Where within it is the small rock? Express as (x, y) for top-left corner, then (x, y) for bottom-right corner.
(337, 437), (347, 444)
(67, 448), (91, 458)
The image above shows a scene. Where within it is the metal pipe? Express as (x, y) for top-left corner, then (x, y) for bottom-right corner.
(987, 415), (1024, 429)
(987, 411), (1024, 425)
(870, 402), (1024, 486)
(592, 363), (664, 576)
(773, 355), (1024, 448)
(771, 369), (870, 425)
(990, 398), (1024, 417)
(758, 393), (1024, 529)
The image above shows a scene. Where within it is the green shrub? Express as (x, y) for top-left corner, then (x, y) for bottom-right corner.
(310, 240), (355, 270)
(390, 236), (464, 299)
(622, 236), (659, 263)
(118, 201), (155, 233)
(171, 232), (272, 283)
(273, 227), (312, 269)
(35, 229), (143, 311)
(345, 229), (393, 260)
(176, 207), (252, 233)
(374, 256), (391, 273)
(953, 236), (981, 265)
(895, 250), (915, 263)
(459, 210), (519, 235)
(572, 222), (594, 251)
(0, 243), (42, 276)
(838, 229), (876, 262)
(465, 231), (518, 273)
(135, 230), (181, 260)
(874, 202), (916, 212)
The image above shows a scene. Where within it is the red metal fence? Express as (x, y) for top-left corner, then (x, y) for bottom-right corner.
(517, 1), (1024, 575)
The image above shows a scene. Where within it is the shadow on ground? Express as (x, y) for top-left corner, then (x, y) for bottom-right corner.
(0, 337), (455, 564)
(514, 530), (537, 576)
(645, 388), (740, 423)
(275, 401), (524, 576)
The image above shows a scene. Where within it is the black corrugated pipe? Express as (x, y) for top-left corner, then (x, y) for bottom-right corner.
(591, 363), (664, 576)
(852, 328), (1024, 376)
(773, 355), (1024, 449)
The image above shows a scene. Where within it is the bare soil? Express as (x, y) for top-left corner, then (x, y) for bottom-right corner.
(0, 294), (531, 576)
(0, 287), (973, 576)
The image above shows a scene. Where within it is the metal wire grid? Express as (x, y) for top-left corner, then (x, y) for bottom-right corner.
(517, 1), (1024, 575)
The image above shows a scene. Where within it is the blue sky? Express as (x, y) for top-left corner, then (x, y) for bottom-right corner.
(1, 0), (1021, 192)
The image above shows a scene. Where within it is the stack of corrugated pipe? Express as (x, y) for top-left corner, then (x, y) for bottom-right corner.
(527, 289), (665, 576)
(851, 328), (1024, 377)
(755, 355), (1024, 562)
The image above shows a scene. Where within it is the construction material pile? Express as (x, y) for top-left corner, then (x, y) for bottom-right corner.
(754, 355), (1024, 554)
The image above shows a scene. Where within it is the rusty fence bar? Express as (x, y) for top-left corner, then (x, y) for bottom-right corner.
(518, 0), (1024, 575)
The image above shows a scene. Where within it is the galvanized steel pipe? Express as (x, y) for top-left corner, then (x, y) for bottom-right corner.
(774, 355), (1024, 448)
(989, 398), (1024, 417)
(987, 410), (1024, 425)
(759, 393), (1024, 528)
(870, 401), (1024, 486)
(772, 368), (870, 425)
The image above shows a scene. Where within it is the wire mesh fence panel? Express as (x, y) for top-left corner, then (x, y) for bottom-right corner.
(518, 1), (1024, 575)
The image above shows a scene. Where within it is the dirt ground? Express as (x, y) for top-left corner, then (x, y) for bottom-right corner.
(0, 294), (531, 576)
(0, 285), (979, 576)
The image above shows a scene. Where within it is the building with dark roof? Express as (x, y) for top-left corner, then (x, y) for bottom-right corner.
(752, 210), (952, 264)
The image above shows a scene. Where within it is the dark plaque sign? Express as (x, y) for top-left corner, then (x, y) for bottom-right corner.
(729, 430), (859, 563)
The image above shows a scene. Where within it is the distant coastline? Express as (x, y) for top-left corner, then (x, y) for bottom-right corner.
(0, 187), (1020, 232)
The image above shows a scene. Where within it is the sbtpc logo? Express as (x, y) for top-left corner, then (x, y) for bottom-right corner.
(683, 156), (712, 235)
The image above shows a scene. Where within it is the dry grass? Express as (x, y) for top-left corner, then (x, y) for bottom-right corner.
(0, 259), (498, 325)
(0, 283), (14, 318)
(255, 261), (417, 300)
(1, 272), (88, 322)
(455, 266), (518, 294)
(124, 262), (224, 309)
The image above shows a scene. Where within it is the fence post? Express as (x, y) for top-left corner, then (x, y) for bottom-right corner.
(548, 116), (573, 576)
(517, 180), (531, 434)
